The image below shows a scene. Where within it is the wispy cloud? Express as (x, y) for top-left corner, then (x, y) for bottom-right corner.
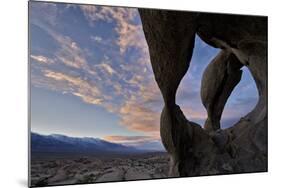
(95, 63), (117, 76)
(119, 98), (160, 133)
(104, 134), (164, 151)
(43, 70), (104, 105)
(80, 5), (147, 54)
(104, 135), (159, 143)
(30, 2), (58, 26)
(31, 55), (55, 64)
(77, 5), (163, 136)
(55, 39), (88, 70)
(90, 35), (102, 43)
(30, 11), (93, 73)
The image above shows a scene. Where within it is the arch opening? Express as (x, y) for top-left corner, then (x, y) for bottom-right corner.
(176, 35), (259, 129)
(220, 66), (259, 129)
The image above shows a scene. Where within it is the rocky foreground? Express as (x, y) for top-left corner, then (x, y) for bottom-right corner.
(30, 153), (171, 187)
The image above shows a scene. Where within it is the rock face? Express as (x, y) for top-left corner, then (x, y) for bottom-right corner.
(201, 50), (243, 131)
(139, 9), (267, 176)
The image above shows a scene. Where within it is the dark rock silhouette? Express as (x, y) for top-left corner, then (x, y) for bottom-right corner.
(139, 9), (267, 176)
(201, 51), (243, 131)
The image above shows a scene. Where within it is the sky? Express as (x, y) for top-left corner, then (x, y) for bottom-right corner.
(29, 2), (258, 147)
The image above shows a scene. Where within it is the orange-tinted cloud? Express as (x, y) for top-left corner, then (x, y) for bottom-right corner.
(95, 63), (117, 76)
(31, 55), (55, 64)
(104, 135), (159, 144)
(43, 70), (104, 105)
(80, 6), (148, 54)
(118, 99), (160, 133)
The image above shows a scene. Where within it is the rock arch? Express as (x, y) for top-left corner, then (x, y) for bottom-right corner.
(138, 9), (267, 176)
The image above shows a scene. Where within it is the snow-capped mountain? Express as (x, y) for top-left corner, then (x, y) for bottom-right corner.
(31, 132), (164, 155)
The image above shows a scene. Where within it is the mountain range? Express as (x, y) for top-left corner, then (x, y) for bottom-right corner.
(31, 132), (164, 156)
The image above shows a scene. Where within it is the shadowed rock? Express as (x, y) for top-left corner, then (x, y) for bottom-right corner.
(139, 9), (267, 176)
(201, 50), (243, 131)
(139, 9), (198, 106)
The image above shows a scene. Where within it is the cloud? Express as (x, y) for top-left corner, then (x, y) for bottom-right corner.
(116, 22), (146, 54)
(95, 63), (116, 76)
(51, 33), (89, 70)
(30, 55), (54, 64)
(138, 79), (162, 107)
(126, 75), (144, 85)
(38, 69), (162, 135)
(104, 134), (164, 151)
(43, 70), (104, 105)
(104, 135), (159, 143)
(80, 5), (147, 54)
(30, 2), (58, 26)
(112, 82), (123, 95)
(79, 5), (137, 25)
(30, 13), (93, 74)
(118, 99), (160, 133)
(78, 6), (161, 135)
(91, 35), (102, 42)
(80, 5), (112, 24)
(30, 7), (110, 105)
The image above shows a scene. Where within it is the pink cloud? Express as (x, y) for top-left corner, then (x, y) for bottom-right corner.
(104, 135), (159, 143)
(31, 55), (55, 65)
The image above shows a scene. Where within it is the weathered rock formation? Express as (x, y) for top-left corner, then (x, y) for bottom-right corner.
(139, 9), (267, 176)
(201, 50), (243, 131)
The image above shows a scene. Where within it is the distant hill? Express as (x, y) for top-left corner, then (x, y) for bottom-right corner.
(31, 132), (164, 157)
